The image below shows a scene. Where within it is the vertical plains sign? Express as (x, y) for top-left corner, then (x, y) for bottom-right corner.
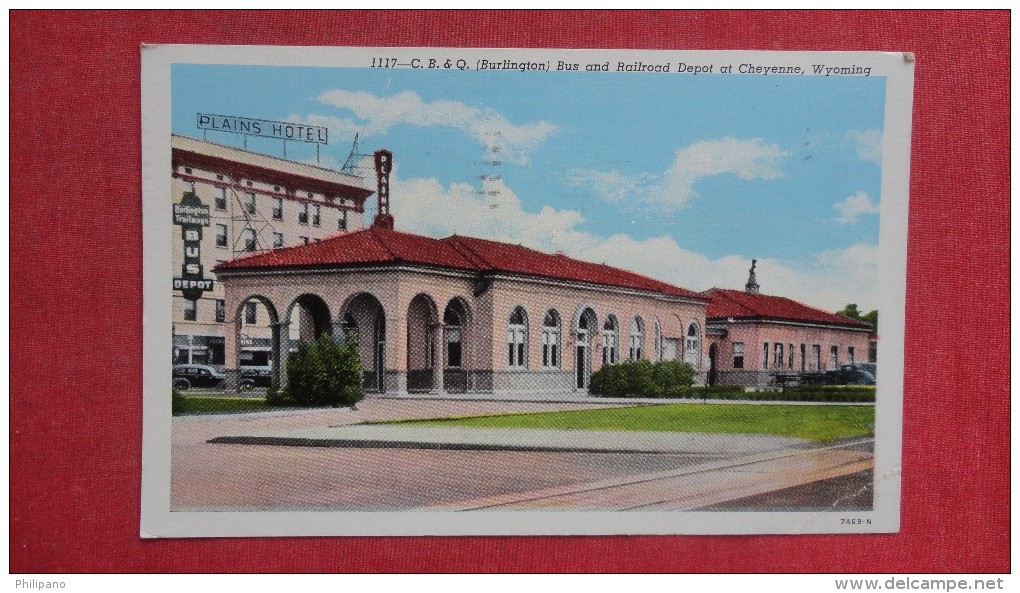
(197, 113), (328, 144)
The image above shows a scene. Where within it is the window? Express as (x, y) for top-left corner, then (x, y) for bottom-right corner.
(245, 301), (257, 324)
(629, 317), (644, 360)
(507, 307), (528, 368)
(298, 202), (309, 224)
(338, 210), (348, 231)
(273, 232), (283, 248)
(800, 344), (807, 371)
(215, 186), (227, 210)
(775, 342), (784, 370)
(789, 343), (795, 369)
(242, 228), (256, 252)
(245, 191), (256, 214)
(183, 299), (197, 321)
(830, 345), (839, 370)
(602, 315), (619, 365)
(732, 342), (744, 368)
(215, 224), (227, 248)
(215, 299), (225, 323)
(312, 204), (321, 226)
(685, 323), (700, 367)
(811, 345), (821, 371)
(272, 196), (283, 219)
(300, 236), (309, 245)
(763, 342), (770, 369)
(542, 310), (561, 368)
(848, 346), (856, 364)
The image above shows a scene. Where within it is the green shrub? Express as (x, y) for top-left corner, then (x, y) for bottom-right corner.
(172, 387), (186, 415)
(286, 334), (365, 407)
(265, 381), (293, 407)
(589, 359), (695, 398)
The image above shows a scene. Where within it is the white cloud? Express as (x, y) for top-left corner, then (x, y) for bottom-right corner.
(389, 172), (877, 312)
(568, 137), (787, 210)
(847, 129), (882, 165)
(312, 89), (556, 164)
(834, 191), (881, 224)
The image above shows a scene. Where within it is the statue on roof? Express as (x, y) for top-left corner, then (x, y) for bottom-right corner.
(745, 259), (760, 294)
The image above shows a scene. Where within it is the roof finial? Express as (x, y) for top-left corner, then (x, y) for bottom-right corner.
(745, 259), (760, 294)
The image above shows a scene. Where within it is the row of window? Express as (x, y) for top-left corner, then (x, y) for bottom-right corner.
(182, 298), (258, 324)
(214, 224), (342, 252)
(730, 341), (856, 371)
(182, 178), (350, 231)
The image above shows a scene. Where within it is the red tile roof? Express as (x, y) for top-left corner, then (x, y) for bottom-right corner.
(705, 288), (871, 329)
(214, 227), (706, 300)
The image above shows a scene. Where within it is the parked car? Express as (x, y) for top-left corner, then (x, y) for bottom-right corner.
(172, 364), (225, 390)
(239, 366), (273, 390)
(827, 364), (877, 385)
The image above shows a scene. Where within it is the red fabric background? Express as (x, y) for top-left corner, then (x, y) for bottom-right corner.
(9, 11), (1009, 573)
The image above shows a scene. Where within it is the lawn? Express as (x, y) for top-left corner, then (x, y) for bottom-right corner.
(176, 396), (272, 414)
(386, 403), (875, 442)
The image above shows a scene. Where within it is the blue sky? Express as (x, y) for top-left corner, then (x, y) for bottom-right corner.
(172, 64), (886, 311)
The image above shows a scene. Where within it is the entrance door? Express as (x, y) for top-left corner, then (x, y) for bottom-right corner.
(576, 345), (586, 388)
(708, 344), (718, 386)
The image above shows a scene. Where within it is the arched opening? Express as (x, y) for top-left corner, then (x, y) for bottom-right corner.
(542, 309), (561, 368)
(285, 293), (333, 352)
(602, 314), (619, 366)
(685, 321), (701, 368)
(708, 343), (719, 386)
(443, 297), (470, 393)
(231, 295), (282, 389)
(575, 307), (597, 389)
(406, 293), (439, 392)
(629, 316), (645, 360)
(340, 292), (387, 392)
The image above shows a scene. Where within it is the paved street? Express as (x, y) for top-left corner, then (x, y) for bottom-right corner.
(171, 397), (873, 511)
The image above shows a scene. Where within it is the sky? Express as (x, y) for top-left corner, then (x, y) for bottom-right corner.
(172, 63), (886, 312)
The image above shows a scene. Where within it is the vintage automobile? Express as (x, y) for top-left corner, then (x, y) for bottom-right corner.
(172, 364), (225, 390)
(239, 366), (273, 390)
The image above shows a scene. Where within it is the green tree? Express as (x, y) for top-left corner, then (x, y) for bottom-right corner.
(836, 303), (862, 320)
(861, 309), (878, 330)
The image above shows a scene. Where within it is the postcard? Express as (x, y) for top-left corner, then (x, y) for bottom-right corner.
(141, 45), (913, 536)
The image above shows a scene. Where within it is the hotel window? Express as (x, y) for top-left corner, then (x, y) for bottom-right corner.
(245, 191), (256, 214)
(312, 204), (321, 226)
(245, 301), (257, 325)
(763, 342), (769, 369)
(300, 236), (309, 245)
(215, 224), (228, 248)
(732, 342), (744, 368)
(272, 232), (283, 249)
(298, 202), (309, 224)
(829, 345), (839, 370)
(338, 210), (348, 231)
(602, 315), (619, 365)
(183, 299), (197, 321)
(811, 345), (821, 371)
(629, 317), (644, 360)
(542, 310), (561, 368)
(507, 306), (528, 368)
(789, 343), (795, 369)
(215, 186), (227, 210)
(215, 299), (226, 323)
(775, 343), (784, 370)
(848, 346), (856, 364)
(243, 228), (256, 252)
(272, 196), (283, 219)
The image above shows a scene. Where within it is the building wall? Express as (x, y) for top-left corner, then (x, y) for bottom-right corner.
(219, 266), (709, 395)
(170, 143), (368, 368)
(706, 320), (872, 388)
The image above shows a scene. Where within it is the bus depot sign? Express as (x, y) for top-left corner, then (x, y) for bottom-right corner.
(174, 190), (214, 301)
(197, 113), (328, 144)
